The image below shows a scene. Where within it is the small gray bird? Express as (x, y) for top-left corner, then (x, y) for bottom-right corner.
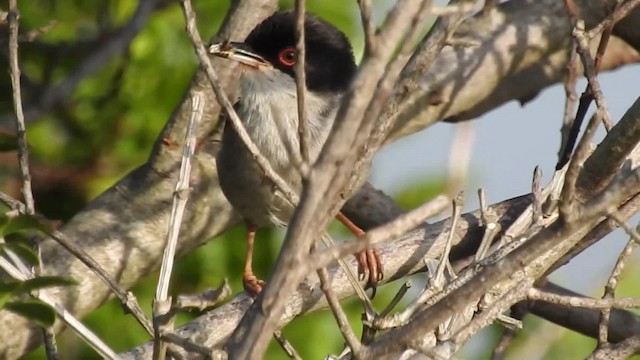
(209, 11), (382, 295)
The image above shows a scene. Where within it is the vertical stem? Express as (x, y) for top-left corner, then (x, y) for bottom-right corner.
(8, 1), (57, 358)
(294, 0), (310, 164)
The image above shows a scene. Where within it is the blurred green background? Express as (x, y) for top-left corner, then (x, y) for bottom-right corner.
(1, 0), (638, 359)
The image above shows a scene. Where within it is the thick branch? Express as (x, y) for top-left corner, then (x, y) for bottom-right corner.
(122, 195), (531, 359)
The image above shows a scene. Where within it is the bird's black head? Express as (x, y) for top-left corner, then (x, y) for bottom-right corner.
(210, 11), (356, 94)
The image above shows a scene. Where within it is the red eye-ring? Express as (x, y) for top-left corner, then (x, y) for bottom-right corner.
(278, 48), (296, 66)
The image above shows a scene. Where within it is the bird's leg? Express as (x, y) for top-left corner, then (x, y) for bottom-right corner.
(243, 222), (266, 296)
(335, 212), (384, 287)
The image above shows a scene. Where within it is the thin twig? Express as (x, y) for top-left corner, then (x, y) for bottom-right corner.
(587, 0), (640, 38)
(161, 333), (226, 359)
(317, 267), (362, 356)
(557, 3), (615, 168)
(560, 110), (602, 222)
(357, 0), (376, 53)
(153, 92), (203, 359)
(435, 192), (463, 281)
(475, 189), (501, 261)
(527, 288), (640, 310)
(8, 1), (56, 357)
(273, 331), (303, 360)
(531, 166), (544, 223)
(597, 219), (640, 346)
(557, 42), (578, 169)
(294, 0), (310, 165)
(173, 280), (231, 311)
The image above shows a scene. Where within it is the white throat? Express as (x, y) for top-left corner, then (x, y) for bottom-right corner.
(236, 68), (337, 169)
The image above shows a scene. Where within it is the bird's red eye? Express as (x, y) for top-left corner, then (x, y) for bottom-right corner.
(278, 48), (296, 66)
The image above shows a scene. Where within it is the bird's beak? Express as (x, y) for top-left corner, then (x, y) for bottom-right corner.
(208, 42), (270, 69)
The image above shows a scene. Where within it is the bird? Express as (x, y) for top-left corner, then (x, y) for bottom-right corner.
(209, 10), (383, 295)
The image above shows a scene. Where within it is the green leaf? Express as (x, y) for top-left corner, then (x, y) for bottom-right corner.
(0, 132), (18, 152)
(2, 241), (40, 266)
(4, 300), (56, 327)
(0, 281), (22, 308)
(0, 214), (50, 236)
(20, 276), (77, 292)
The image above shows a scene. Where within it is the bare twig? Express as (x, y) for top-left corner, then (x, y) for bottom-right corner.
(435, 192), (463, 282)
(273, 331), (302, 360)
(528, 288), (640, 309)
(557, 2), (615, 168)
(597, 220), (640, 347)
(8, 1), (56, 357)
(557, 42), (579, 168)
(294, 0), (310, 164)
(153, 92), (203, 359)
(475, 189), (501, 261)
(357, 0), (376, 52)
(531, 167), (544, 223)
(587, 334), (640, 360)
(173, 280), (231, 311)
(162, 333), (226, 359)
(587, 0), (640, 38)
(560, 110), (602, 222)
(317, 267), (362, 356)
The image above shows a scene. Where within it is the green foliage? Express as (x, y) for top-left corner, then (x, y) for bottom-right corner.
(3, 300), (57, 328)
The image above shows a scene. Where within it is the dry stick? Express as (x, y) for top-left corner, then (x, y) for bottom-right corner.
(527, 288), (640, 310)
(7, 1), (57, 357)
(587, 0), (640, 38)
(352, 0), (435, 182)
(597, 219), (640, 347)
(294, 0), (310, 164)
(531, 167), (544, 223)
(273, 331), (303, 360)
(153, 92), (203, 360)
(173, 280), (231, 311)
(557, 42), (578, 169)
(490, 303), (529, 360)
(435, 193), (463, 283)
(475, 189), (501, 261)
(558, 0), (617, 168)
(587, 334), (640, 360)
(161, 333), (225, 359)
(317, 267), (363, 356)
(357, 0), (376, 52)
(0, 257), (119, 359)
(560, 110), (603, 222)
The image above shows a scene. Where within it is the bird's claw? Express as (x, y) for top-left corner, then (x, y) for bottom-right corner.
(243, 273), (266, 297)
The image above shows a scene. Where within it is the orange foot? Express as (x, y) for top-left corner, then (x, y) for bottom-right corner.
(243, 273), (266, 297)
(356, 247), (384, 287)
